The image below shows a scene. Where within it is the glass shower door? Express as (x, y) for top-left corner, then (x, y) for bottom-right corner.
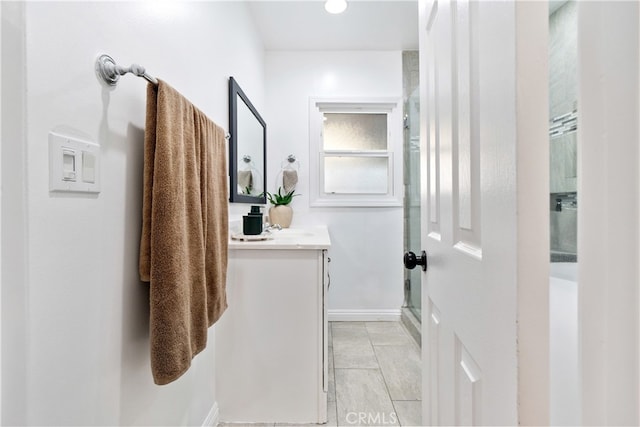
(404, 87), (422, 322)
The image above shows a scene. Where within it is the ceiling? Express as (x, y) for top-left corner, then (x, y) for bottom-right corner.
(247, 1), (419, 51)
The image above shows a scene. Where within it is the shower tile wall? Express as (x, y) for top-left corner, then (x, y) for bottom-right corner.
(549, 1), (577, 258)
(550, 1), (577, 119)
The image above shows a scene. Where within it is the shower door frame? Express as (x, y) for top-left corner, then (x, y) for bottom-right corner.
(403, 85), (422, 323)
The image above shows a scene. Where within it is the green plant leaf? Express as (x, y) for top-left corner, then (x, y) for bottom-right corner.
(266, 186), (300, 206)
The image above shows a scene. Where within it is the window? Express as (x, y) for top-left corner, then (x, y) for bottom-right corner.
(309, 99), (402, 207)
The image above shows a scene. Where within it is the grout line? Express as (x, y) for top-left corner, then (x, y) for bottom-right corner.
(390, 399), (402, 426)
(333, 367), (383, 371)
(369, 322), (402, 426)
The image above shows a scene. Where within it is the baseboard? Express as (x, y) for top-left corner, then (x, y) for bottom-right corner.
(328, 309), (401, 322)
(202, 402), (219, 427)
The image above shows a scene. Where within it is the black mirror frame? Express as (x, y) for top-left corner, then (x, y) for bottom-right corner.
(228, 76), (267, 204)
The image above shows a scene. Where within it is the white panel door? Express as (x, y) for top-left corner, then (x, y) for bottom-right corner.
(416, 1), (549, 425)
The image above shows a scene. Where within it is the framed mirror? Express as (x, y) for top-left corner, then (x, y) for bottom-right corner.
(228, 76), (267, 204)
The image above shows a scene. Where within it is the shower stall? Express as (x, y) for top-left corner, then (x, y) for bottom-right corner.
(401, 51), (422, 345)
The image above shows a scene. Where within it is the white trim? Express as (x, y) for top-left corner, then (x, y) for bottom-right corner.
(579, 2), (640, 424)
(309, 97), (403, 208)
(201, 402), (219, 427)
(515, 1), (551, 424)
(328, 309), (401, 322)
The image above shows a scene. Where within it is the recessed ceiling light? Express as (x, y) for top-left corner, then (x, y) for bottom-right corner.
(325, 0), (348, 14)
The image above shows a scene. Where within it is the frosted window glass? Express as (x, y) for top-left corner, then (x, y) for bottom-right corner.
(324, 156), (389, 194)
(323, 113), (388, 151)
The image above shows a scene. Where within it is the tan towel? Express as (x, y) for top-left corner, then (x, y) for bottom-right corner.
(139, 80), (229, 385)
(283, 169), (298, 193)
(237, 170), (253, 193)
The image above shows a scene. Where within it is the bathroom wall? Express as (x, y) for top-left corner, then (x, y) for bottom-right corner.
(265, 51), (404, 317)
(2, 2), (27, 423)
(2, 2), (264, 425)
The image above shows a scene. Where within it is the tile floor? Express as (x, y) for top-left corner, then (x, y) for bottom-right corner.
(219, 321), (422, 427)
(329, 321), (422, 426)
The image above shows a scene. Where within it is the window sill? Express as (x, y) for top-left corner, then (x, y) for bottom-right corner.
(310, 197), (402, 208)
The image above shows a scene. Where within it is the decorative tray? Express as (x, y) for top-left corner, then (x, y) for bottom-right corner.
(231, 232), (274, 242)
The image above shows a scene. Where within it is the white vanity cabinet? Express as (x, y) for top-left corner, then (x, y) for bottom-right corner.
(215, 226), (330, 424)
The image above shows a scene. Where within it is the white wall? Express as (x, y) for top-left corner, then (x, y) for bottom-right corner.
(265, 51), (404, 317)
(2, 2), (28, 423)
(2, 2), (264, 425)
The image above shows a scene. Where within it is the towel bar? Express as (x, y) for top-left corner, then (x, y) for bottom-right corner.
(95, 54), (230, 140)
(95, 54), (158, 86)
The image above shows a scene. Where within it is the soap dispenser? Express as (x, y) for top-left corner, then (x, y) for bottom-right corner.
(249, 205), (262, 217)
(243, 205), (263, 235)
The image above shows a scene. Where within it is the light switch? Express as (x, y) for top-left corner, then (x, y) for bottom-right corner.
(82, 151), (96, 183)
(62, 149), (77, 181)
(49, 130), (100, 194)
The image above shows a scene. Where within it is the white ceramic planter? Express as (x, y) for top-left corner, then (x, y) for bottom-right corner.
(269, 205), (293, 228)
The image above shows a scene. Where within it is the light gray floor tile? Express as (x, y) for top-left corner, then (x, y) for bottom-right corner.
(332, 325), (370, 343)
(329, 344), (335, 372)
(328, 345), (336, 402)
(329, 323), (333, 348)
(332, 321), (367, 329)
(332, 322), (376, 369)
(327, 399), (338, 426)
(393, 401), (422, 426)
(374, 345), (421, 401)
(333, 339), (378, 369)
(329, 370), (336, 402)
(335, 369), (399, 426)
(365, 322), (413, 346)
(220, 424), (274, 426)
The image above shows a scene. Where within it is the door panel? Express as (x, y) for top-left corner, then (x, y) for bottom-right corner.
(425, 0), (440, 239)
(451, 0), (481, 254)
(427, 302), (440, 426)
(424, 1), (490, 424)
(419, 0), (547, 424)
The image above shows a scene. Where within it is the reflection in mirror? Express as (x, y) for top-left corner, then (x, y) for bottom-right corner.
(229, 77), (266, 203)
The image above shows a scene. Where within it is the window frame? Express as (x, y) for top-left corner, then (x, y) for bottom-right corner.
(309, 98), (403, 207)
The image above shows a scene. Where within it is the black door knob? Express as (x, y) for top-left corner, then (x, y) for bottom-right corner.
(404, 251), (428, 271)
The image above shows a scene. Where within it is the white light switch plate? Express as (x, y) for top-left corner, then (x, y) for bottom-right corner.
(49, 131), (100, 193)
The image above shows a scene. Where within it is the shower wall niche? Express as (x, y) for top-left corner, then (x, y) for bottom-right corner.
(549, 0), (577, 262)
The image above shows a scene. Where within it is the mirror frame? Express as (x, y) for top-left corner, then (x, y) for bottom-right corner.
(228, 76), (267, 204)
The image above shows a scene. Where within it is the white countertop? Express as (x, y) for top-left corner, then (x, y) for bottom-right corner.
(229, 225), (331, 250)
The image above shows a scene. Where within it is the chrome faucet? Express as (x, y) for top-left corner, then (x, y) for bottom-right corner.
(264, 223), (282, 232)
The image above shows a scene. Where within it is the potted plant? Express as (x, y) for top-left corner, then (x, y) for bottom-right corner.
(266, 187), (299, 228)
